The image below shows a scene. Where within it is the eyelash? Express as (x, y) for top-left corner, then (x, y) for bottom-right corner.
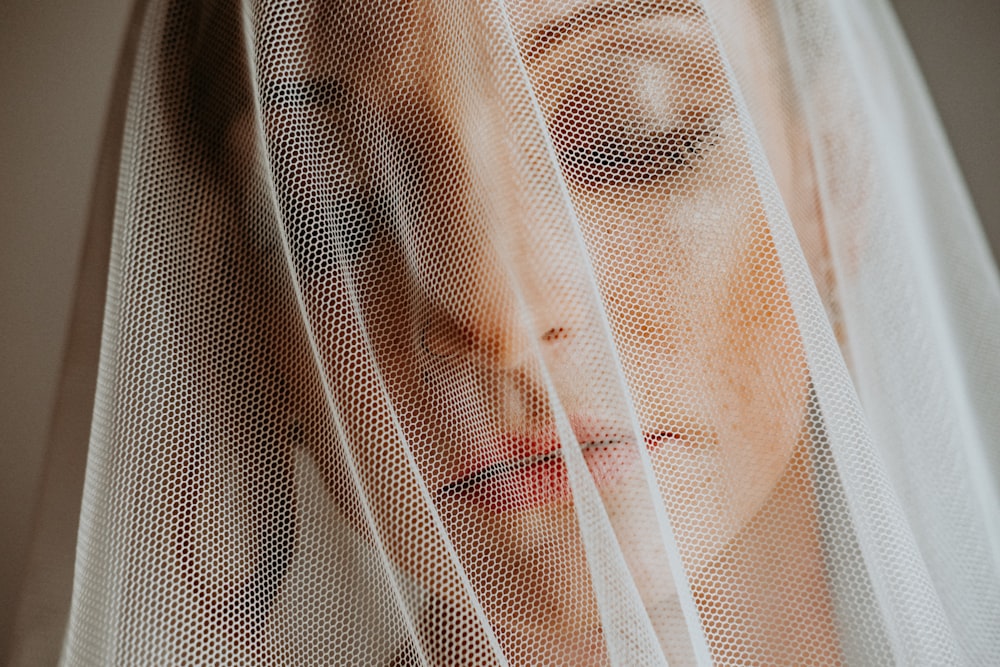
(549, 84), (717, 189)
(555, 125), (715, 188)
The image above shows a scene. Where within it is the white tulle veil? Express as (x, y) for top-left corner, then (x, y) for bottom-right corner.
(11, 0), (1000, 664)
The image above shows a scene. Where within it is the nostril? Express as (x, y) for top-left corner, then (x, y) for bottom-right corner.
(450, 320), (568, 368)
(541, 327), (569, 342)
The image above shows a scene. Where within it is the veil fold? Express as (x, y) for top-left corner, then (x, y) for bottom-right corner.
(13, 0), (1000, 664)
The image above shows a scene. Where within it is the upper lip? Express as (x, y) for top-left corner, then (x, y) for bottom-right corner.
(438, 418), (675, 497)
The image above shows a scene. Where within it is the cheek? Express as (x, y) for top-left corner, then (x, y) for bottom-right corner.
(574, 176), (807, 549)
(720, 204), (808, 425)
(714, 206), (807, 459)
(573, 176), (750, 393)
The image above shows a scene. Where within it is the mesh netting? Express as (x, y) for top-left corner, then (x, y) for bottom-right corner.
(47, 0), (1000, 664)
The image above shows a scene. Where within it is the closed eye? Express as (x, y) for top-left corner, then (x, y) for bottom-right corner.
(550, 90), (717, 189)
(557, 126), (714, 187)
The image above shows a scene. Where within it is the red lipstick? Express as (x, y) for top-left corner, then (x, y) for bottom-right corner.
(439, 421), (679, 513)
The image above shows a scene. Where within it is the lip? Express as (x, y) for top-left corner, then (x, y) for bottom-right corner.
(439, 419), (681, 513)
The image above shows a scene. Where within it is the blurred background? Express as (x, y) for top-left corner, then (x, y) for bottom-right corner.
(1, 0), (997, 660)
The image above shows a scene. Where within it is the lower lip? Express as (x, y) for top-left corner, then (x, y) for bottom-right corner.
(455, 433), (672, 514)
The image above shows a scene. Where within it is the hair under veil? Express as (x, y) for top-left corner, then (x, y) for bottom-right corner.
(11, 0), (1000, 664)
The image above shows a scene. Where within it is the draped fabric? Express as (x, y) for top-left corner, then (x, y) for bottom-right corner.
(21, 0), (1000, 664)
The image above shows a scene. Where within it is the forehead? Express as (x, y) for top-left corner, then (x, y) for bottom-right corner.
(505, 0), (703, 29)
(255, 0), (708, 77)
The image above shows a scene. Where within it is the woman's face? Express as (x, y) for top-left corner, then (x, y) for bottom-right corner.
(265, 0), (807, 661)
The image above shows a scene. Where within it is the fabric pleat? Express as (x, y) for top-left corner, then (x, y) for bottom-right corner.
(15, 0), (1000, 664)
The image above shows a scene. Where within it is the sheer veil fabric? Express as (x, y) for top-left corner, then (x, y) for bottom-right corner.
(16, 0), (1000, 664)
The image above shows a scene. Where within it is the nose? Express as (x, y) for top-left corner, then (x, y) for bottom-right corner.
(415, 220), (585, 370)
(410, 110), (598, 373)
(421, 304), (570, 370)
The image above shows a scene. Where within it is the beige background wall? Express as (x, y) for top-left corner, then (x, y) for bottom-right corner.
(1, 1), (133, 661)
(1, 0), (997, 661)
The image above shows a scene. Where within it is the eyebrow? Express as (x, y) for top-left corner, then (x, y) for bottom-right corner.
(519, 0), (706, 65)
